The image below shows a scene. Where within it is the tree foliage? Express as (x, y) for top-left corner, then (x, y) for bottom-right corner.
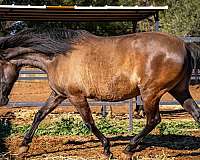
(0, 0), (200, 36)
(159, 0), (200, 36)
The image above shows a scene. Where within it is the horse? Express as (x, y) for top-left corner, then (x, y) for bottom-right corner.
(0, 29), (200, 159)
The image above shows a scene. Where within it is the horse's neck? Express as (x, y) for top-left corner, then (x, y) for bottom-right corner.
(10, 53), (50, 72)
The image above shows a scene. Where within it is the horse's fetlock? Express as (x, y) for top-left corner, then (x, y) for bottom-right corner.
(149, 117), (160, 127)
(102, 140), (110, 151)
(22, 137), (32, 146)
(103, 138), (109, 145)
(85, 123), (92, 131)
(102, 143), (112, 159)
(124, 143), (138, 154)
(155, 116), (161, 124)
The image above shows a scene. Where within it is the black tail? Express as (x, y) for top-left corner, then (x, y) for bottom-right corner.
(186, 43), (200, 84)
(186, 43), (200, 68)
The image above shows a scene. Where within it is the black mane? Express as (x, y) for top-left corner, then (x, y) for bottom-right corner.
(0, 28), (90, 57)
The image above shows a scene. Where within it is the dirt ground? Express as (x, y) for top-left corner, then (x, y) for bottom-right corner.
(0, 81), (200, 160)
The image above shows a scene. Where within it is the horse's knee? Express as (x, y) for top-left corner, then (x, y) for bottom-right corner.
(145, 110), (161, 127)
(34, 110), (45, 122)
(151, 114), (161, 126)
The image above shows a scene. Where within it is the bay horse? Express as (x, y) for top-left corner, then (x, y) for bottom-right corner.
(0, 29), (200, 159)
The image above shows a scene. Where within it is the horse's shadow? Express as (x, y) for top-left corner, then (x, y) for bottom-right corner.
(27, 133), (200, 159)
(140, 134), (200, 158)
(66, 134), (200, 149)
(104, 134), (200, 151)
(24, 109), (200, 158)
(68, 134), (200, 158)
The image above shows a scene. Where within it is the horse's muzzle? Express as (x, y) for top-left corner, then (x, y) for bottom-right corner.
(0, 97), (9, 106)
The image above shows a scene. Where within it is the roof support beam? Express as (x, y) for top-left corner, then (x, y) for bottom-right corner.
(0, 5), (168, 22)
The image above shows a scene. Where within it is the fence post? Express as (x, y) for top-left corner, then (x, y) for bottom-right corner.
(101, 105), (107, 117)
(128, 98), (133, 131)
(136, 96), (143, 113)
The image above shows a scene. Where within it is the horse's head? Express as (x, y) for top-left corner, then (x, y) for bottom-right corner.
(0, 60), (19, 106)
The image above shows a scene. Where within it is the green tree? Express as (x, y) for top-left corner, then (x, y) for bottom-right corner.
(159, 0), (200, 36)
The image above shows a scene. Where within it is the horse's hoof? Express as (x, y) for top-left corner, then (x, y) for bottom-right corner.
(120, 152), (133, 160)
(108, 152), (114, 159)
(18, 145), (29, 155)
(103, 152), (114, 159)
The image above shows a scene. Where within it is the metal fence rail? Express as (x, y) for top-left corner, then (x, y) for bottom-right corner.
(181, 37), (200, 43)
(6, 100), (200, 108)
(18, 68), (200, 81)
(5, 99), (200, 132)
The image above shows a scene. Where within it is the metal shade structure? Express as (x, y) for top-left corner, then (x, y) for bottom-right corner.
(0, 4), (168, 131)
(0, 5), (168, 22)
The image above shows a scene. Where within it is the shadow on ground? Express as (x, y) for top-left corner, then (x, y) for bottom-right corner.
(26, 133), (200, 159)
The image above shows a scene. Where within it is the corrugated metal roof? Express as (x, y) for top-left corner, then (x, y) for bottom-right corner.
(0, 5), (168, 21)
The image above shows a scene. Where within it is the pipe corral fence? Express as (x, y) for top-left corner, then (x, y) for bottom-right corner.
(5, 37), (200, 131)
(1, 5), (200, 131)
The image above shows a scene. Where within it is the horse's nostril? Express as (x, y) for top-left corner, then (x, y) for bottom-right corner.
(4, 98), (9, 105)
(0, 97), (9, 106)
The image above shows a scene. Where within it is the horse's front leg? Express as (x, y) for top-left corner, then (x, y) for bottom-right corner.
(68, 95), (112, 158)
(122, 93), (161, 159)
(19, 91), (65, 155)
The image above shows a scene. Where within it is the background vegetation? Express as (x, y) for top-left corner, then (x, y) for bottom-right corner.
(0, 0), (199, 36)
(1, 113), (199, 137)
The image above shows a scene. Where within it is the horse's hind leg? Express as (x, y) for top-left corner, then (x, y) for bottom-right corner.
(123, 92), (161, 158)
(169, 85), (200, 123)
(18, 91), (65, 155)
(68, 95), (112, 158)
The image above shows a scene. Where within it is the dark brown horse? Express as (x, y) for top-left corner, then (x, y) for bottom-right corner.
(0, 29), (200, 159)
